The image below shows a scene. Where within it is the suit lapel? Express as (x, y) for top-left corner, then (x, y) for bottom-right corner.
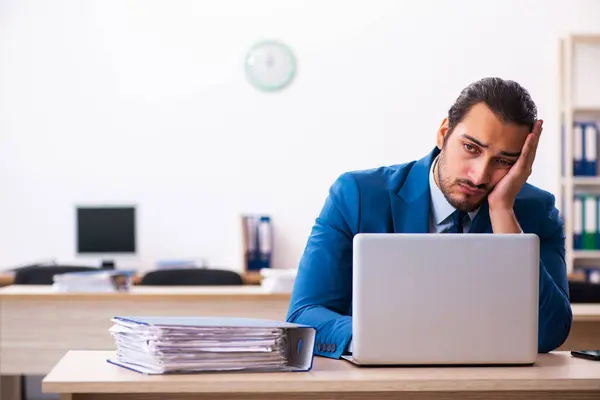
(390, 190), (430, 233)
(390, 148), (438, 233)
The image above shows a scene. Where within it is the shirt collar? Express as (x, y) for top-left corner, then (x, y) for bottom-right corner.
(429, 156), (479, 226)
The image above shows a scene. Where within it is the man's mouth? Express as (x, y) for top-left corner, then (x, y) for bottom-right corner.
(458, 182), (485, 196)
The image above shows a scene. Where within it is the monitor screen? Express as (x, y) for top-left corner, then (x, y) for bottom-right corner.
(76, 206), (136, 253)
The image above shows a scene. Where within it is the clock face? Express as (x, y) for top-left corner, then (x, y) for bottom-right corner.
(244, 41), (296, 92)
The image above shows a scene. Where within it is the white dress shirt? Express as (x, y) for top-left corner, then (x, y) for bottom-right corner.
(428, 156), (479, 233)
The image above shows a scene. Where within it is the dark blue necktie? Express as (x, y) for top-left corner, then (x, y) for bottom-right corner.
(446, 210), (466, 233)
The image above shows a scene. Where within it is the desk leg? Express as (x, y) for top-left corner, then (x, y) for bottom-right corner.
(0, 375), (20, 400)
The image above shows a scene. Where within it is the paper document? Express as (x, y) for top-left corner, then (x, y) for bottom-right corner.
(107, 316), (315, 374)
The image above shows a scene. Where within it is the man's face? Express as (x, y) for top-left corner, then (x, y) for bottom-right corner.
(435, 103), (530, 212)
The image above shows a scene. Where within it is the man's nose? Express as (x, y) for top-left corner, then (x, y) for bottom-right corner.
(468, 160), (491, 187)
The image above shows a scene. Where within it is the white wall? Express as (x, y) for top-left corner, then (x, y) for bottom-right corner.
(1, 0), (599, 271)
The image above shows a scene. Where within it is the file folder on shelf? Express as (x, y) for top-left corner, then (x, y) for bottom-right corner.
(565, 121), (599, 176)
(584, 122), (598, 176)
(574, 122), (584, 176)
(107, 316), (315, 374)
(583, 195), (597, 250)
(242, 214), (273, 271)
(258, 216), (273, 270)
(597, 195), (600, 250)
(242, 215), (260, 271)
(574, 195), (583, 250)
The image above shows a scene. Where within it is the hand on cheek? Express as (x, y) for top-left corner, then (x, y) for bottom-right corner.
(487, 120), (543, 211)
(487, 120), (543, 234)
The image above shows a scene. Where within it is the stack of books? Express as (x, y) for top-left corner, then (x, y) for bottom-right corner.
(108, 316), (315, 374)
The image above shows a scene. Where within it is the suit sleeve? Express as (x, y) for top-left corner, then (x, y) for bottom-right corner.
(537, 194), (573, 352)
(286, 173), (358, 359)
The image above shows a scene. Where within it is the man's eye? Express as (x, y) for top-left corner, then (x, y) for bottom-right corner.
(497, 159), (515, 166)
(463, 143), (476, 152)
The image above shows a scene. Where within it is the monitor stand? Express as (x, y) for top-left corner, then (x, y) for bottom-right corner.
(101, 259), (116, 270)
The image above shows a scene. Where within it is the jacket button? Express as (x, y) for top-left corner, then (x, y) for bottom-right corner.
(331, 343), (336, 352)
(316, 343), (322, 351)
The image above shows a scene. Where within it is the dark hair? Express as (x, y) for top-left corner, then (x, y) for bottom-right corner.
(447, 77), (537, 135)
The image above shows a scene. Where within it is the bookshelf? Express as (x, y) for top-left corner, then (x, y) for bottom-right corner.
(561, 176), (600, 186)
(558, 34), (600, 276)
(573, 250), (600, 260)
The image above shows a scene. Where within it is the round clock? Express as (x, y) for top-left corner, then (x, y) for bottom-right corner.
(244, 41), (296, 92)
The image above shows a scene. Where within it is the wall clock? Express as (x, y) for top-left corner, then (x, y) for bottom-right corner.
(244, 40), (296, 92)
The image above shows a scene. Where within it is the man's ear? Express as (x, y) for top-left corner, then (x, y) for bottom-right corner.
(436, 118), (450, 150)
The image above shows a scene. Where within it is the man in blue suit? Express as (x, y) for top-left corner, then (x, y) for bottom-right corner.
(287, 77), (573, 359)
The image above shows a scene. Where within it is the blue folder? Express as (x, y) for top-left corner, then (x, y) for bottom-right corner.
(258, 216), (272, 270)
(574, 122), (584, 176)
(584, 122), (598, 176)
(574, 195), (583, 250)
(596, 195), (600, 250)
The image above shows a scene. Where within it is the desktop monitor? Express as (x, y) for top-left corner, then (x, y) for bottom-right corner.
(76, 206), (136, 257)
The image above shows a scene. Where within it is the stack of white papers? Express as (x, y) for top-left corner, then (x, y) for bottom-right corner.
(108, 316), (316, 374)
(260, 268), (297, 293)
(52, 270), (134, 292)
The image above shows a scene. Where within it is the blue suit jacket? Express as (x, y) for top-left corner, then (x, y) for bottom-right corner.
(286, 147), (573, 359)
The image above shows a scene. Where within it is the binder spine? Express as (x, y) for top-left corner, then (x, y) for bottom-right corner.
(258, 216), (272, 269)
(584, 122), (598, 176)
(561, 124), (565, 177)
(583, 195), (597, 250)
(596, 195), (600, 250)
(243, 214), (273, 271)
(574, 122), (584, 176)
(574, 195), (583, 250)
(243, 215), (261, 271)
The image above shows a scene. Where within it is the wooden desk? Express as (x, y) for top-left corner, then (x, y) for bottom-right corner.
(0, 285), (598, 375)
(558, 304), (600, 352)
(1, 292), (599, 400)
(0, 285), (291, 375)
(42, 350), (600, 400)
(0, 271), (14, 287)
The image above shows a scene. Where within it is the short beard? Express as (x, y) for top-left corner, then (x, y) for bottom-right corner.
(435, 151), (487, 213)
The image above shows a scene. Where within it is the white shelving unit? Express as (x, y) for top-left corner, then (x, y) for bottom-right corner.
(558, 34), (600, 274)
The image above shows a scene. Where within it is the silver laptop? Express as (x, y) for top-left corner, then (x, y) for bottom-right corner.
(346, 233), (539, 366)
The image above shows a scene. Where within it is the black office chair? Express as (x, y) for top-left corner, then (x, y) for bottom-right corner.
(569, 280), (600, 303)
(13, 265), (98, 285)
(139, 268), (243, 286)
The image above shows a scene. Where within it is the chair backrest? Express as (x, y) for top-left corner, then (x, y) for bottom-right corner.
(140, 268), (243, 286)
(13, 265), (98, 285)
(569, 281), (600, 303)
